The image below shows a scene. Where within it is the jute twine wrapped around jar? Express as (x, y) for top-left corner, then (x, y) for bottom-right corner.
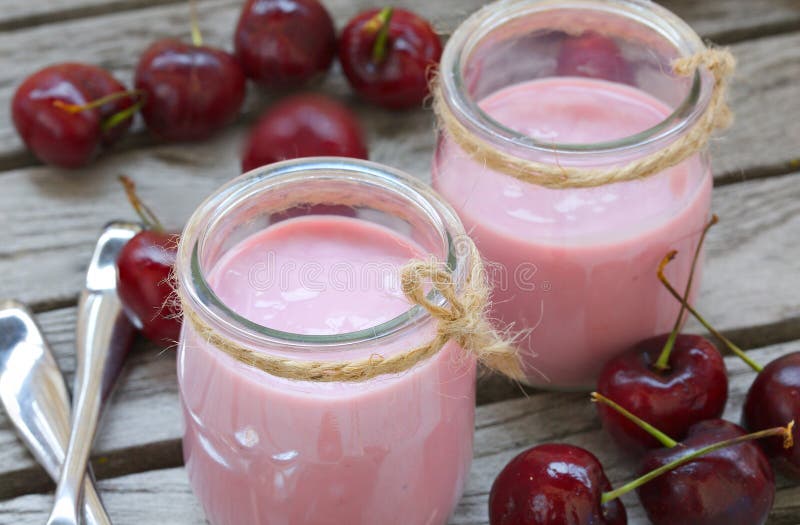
(179, 235), (526, 382)
(432, 48), (736, 189)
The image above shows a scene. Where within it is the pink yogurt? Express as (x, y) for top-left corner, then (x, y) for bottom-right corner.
(178, 216), (476, 525)
(433, 77), (712, 388)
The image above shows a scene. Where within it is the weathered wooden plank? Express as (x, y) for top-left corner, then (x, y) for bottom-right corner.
(0, 0), (799, 177)
(4, 0), (799, 41)
(0, 0), (189, 31)
(1, 466), (797, 525)
(711, 30), (800, 179)
(1, 343), (798, 523)
(664, 0), (800, 44)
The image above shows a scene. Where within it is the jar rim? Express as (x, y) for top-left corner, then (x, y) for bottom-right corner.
(176, 157), (468, 351)
(440, 0), (713, 156)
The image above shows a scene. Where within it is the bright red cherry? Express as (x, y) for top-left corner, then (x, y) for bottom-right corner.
(557, 31), (634, 84)
(11, 63), (137, 168)
(743, 351), (800, 479)
(116, 177), (181, 345)
(339, 8), (442, 109)
(135, 38), (246, 141)
(234, 0), (336, 90)
(596, 216), (727, 452)
(241, 93), (368, 172)
(637, 419), (779, 525)
(596, 334), (727, 452)
(489, 444), (627, 525)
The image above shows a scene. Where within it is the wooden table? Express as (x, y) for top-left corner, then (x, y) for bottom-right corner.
(1, 0), (799, 523)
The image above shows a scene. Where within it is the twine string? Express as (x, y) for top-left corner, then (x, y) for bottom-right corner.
(180, 237), (524, 382)
(432, 48), (736, 189)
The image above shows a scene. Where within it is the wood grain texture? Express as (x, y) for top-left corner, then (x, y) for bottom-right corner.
(1, 344), (798, 523)
(1, 0), (799, 177)
(0, 0), (190, 31)
(4, 0), (799, 40)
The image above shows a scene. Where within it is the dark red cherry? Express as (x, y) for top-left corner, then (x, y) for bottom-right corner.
(597, 216), (727, 452)
(116, 177), (181, 345)
(596, 334), (727, 452)
(637, 419), (776, 525)
(339, 8), (442, 109)
(557, 31), (633, 84)
(489, 444), (626, 525)
(11, 63), (136, 168)
(743, 351), (800, 479)
(135, 39), (246, 141)
(234, 0), (336, 90)
(241, 93), (368, 172)
(117, 231), (181, 345)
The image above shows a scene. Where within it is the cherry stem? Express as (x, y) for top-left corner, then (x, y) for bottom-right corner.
(601, 420), (794, 504)
(654, 214), (719, 371)
(52, 90), (145, 114)
(102, 97), (146, 133)
(118, 175), (165, 232)
(370, 7), (394, 64)
(658, 251), (763, 373)
(190, 0), (203, 46)
(591, 392), (679, 448)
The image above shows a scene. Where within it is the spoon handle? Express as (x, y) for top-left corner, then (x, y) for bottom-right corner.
(48, 222), (138, 525)
(48, 291), (131, 525)
(0, 301), (111, 525)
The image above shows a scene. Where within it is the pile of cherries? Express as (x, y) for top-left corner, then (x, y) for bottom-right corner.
(490, 216), (800, 525)
(11, 0), (442, 169)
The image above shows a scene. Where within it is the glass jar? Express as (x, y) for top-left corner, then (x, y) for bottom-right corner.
(176, 158), (476, 525)
(433, 0), (714, 389)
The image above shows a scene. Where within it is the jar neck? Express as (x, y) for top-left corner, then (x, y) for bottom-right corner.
(176, 158), (470, 356)
(439, 0), (713, 165)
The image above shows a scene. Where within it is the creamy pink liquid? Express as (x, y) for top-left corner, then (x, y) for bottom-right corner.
(178, 216), (475, 525)
(433, 77), (712, 388)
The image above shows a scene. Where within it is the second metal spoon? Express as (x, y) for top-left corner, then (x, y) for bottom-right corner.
(0, 300), (110, 525)
(47, 221), (140, 525)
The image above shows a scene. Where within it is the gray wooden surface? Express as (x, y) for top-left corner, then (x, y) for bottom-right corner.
(0, 0), (799, 523)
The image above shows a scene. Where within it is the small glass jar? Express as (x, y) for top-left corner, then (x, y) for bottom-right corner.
(433, 0), (714, 389)
(176, 159), (476, 525)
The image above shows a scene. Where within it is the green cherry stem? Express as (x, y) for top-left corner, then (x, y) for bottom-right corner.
(658, 251), (763, 373)
(119, 175), (165, 232)
(190, 0), (203, 46)
(52, 89), (145, 114)
(102, 97), (146, 132)
(601, 421), (795, 504)
(653, 214), (719, 371)
(591, 392), (679, 448)
(370, 7), (394, 63)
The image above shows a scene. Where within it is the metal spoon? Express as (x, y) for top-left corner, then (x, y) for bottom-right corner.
(47, 221), (140, 525)
(0, 300), (110, 525)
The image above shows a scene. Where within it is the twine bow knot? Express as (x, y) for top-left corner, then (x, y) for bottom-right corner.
(181, 237), (525, 382)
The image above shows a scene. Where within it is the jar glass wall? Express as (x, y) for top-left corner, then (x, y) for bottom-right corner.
(176, 159), (476, 525)
(433, 0), (714, 389)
